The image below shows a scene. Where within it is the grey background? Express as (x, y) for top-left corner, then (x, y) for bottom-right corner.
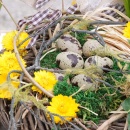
(0, 0), (37, 32)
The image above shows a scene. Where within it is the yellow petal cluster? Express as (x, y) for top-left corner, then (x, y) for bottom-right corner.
(0, 51), (26, 99)
(32, 70), (57, 94)
(47, 94), (79, 124)
(0, 74), (19, 99)
(0, 51), (26, 76)
(2, 30), (30, 56)
(123, 22), (130, 38)
(71, 0), (77, 5)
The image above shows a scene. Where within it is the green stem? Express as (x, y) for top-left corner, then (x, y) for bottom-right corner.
(124, 0), (130, 18)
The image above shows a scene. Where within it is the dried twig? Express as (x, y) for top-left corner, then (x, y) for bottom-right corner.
(20, 102), (52, 126)
(124, 119), (128, 130)
(97, 113), (126, 130)
(74, 118), (89, 130)
(8, 97), (17, 130)
(72, 28), (106, 46)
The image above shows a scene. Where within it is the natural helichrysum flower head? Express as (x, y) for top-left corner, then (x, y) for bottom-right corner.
(32, 70), (57, 94)
(0, 74), (19, 99)
(123, 22), (130, 38)
(2, 30), (30, 51)
(47, 94), (79, 124)
(71, 0), (77, 5)
(0, 51), (26, 76)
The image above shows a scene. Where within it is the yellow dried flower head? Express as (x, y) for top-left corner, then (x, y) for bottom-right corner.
(2, 30), (30, 55)
(71, 0), (77, 5)
(32, 70), (57, 94)
(0, 74), (19, 99)
(123, 22), (130, 38)
(47, 94), (79, 124)
(0, 51), (26, 76)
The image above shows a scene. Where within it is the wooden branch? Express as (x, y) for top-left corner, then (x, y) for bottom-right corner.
(74, 118), (90, 130)
(97, 113), (126, 130)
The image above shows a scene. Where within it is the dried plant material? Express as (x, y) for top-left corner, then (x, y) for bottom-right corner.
(97, 113), (126, 130)
(83, 7), (130, 21)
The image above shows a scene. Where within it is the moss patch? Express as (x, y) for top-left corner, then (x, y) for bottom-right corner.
(40, 50), (60, 69)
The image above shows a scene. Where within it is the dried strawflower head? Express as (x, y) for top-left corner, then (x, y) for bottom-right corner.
(0, 51), (26, 76)
(32, 70), (57, 94)
(71, 0), (77, 5)
(0, 74), (19, 99)
(123, 22), (130, 39)
(2, 30), (30, 56)
(47, 94), (79, 124)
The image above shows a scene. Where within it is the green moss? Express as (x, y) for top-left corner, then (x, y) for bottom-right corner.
(78, 87), (123, 123)
(53, 76), (78, 96)
(70, 32), (87, 46)
(123, 0), (130, 17)
(70, 24), (94, 46)
(53, 76), (123, 124)
(40, 50), (60, 69)
(104, 58), (130, 86)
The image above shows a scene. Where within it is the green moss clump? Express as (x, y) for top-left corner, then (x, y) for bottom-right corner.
(70, 32), (87, 46)
(53, 76), (123, 124)
(104, 58), (130, 86)
(40, 50), (60, 69)
(78, 87), (123, 123)
(53, 76), (78, 96)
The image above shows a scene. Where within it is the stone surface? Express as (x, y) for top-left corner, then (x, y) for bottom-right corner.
(21, 0), (73, 11)
(0, 0), (37, 31)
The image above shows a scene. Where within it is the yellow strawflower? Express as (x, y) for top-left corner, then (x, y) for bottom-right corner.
(47, 94), (79, 124)
(0, 51), (25, 99)
(0, 74), (19, 99)
(32, 70), (57, 94)
(71, 0), (77, 5)
(2, 30), (30, 56)
(123, 22), (130, 38)
(0, 51), (26, 76)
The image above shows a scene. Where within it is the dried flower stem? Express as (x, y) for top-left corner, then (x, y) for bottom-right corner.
(109, 111), (127, 114)
(79, 106), (98, 116)
(70, 86), (84, 97)
(40, 48), (56, 61)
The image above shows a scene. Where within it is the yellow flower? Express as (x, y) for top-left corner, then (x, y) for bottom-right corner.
(71, 0), (77, 5)
(0, 51), (26, 76)
(47, 94), (79, 124)
(32, 70), (57, 94)
(2, 30), (30, 56)
(0, 74), (19, 99)
(123, 22), (130, 38)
